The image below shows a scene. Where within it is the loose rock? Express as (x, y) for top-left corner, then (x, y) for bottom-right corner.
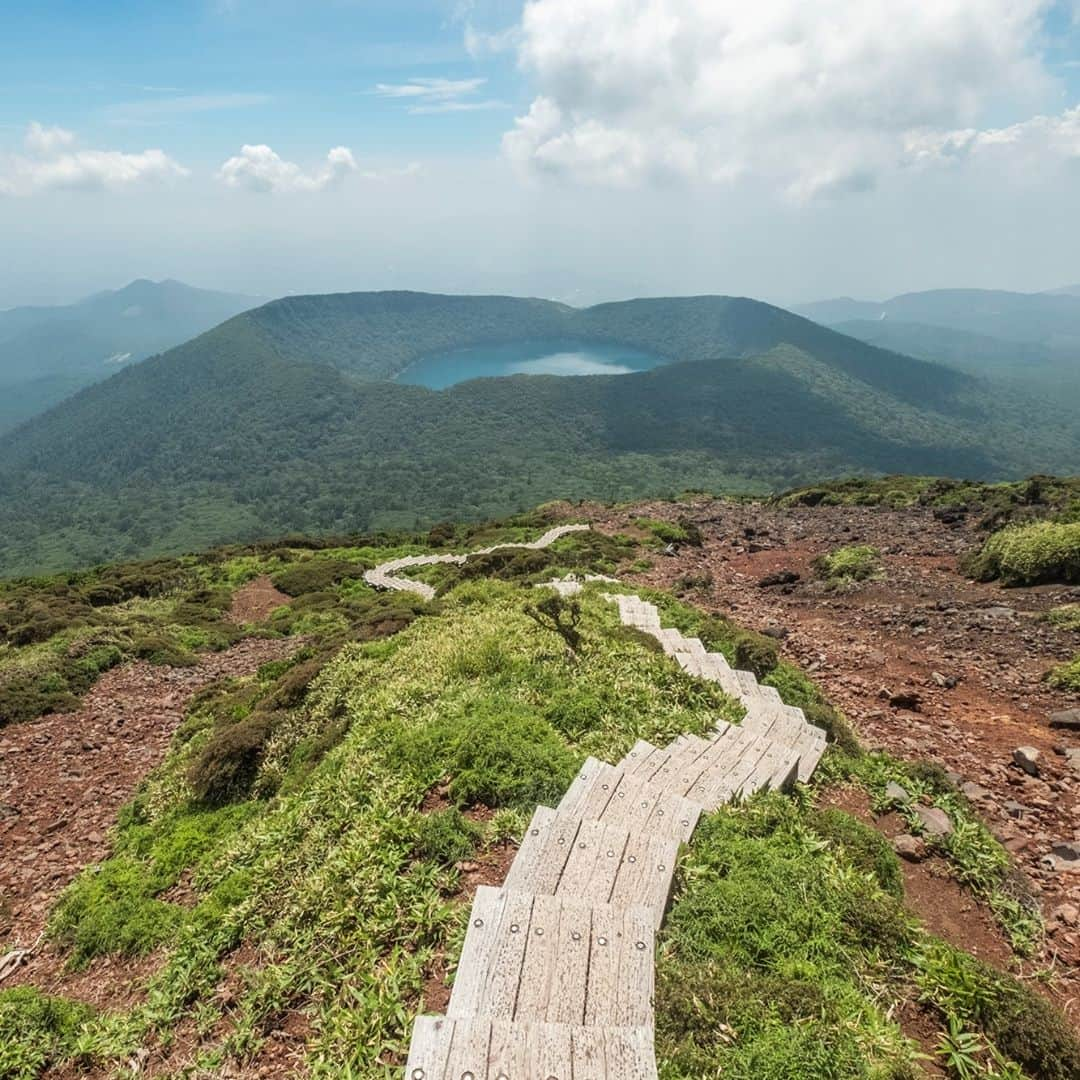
(913, 804), (953, 837)
(892, 834), (927, 862)
(1013, 746), (1042, 777)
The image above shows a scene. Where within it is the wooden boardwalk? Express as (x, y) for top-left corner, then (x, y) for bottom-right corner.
(366, 534), (829, 1078)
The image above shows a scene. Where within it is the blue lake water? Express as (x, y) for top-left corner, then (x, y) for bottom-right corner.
(396, 339), (667, 389)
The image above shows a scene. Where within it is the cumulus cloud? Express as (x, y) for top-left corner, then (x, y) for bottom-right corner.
(217, 145), (420, 193)
(502, 0), (1070, 197)
(0, 122), (188, 195)
(374, 77), (505, 114)
(217, 144), (360, 193)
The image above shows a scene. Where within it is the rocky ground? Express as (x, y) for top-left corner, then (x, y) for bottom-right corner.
(588, 497), (1080, 1013)
(0, 616), (296, 994)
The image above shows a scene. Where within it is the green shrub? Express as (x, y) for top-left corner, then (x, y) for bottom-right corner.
(732, 629), (780, 679)
(813, 545), (883, 586)
(0, 987), (94, 1079)
(635, 517), (701, 546)
(412, 808), (482, 865)
(266, 657), (325, 708)
(389, 703), (579, 811)
(810, 808), (903, 899)
(804, 703), (861, 757)
(1046, 604), (1080, 631)
(272, 558), (369, 597)
(964, 520), (1080, 585)
(187, 711), (278, 805)
(1047, 655), (1080, 692)
(50, 858), (184, 967)
(131, 633), (197, 666)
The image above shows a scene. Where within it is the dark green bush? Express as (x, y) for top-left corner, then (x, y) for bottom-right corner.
(266, 658), (325, 709)
(188, 712), (277, 805)
(963, 520), (1080, 585)
(131, 634), (196, 667)
(804, 703), (861, 757)
(732, 629), (779, 679)
(412, 808), (482, 865)
(271, 559), (368, 597)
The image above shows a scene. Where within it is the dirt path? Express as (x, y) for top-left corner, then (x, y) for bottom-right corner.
(586, 498), (1080, 1010)
(0, 637), (296, 949)
(228, 575), (290, 624)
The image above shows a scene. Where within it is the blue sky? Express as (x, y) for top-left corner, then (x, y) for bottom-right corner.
(2, 1), (1080, 307)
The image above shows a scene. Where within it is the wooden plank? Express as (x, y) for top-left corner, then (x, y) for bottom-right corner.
(769, 751), (800, 792)
(556, 757), (610, 820)
(584, 904), (620, 1027)
(556, 818), (605, 904)
(643, 791), (701, 843)
(481, 890), (535, 1019)
(503, 805), (559, 894)
(404, 1015), (454, 1080)
(604, 1027), (658, 1080)
(637, 834), (681, 924)
(488, 1018), (528, 1079)
(576, 763), (624, 822)
(622, 739), (661, 777)
(570, 1026), (607, 1080)
(514, 893), (562, 1022)
(527, 1019), (574, 1079)
(617, 905), (655, 1028)
(548, 902), (592, 1025)
(448, 888), (506, 1019)
(443, 1017), (492, 1079)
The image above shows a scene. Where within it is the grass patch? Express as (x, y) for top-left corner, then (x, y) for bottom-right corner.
(0, 988), (95, 1080)
(1047, 654), (1080, 692)
(1045, 604), (1080, 631)
(813, 545), (884, 587)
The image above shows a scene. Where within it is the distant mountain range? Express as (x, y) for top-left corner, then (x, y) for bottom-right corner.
(0, 279), (262, 434)
(792, 287), (1080, 394)
(1, 290), (1077, 578)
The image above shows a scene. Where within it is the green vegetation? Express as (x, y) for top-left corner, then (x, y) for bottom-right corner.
(4, 523), (1077, 1078)
(1045, 604), (1080, 631)
(0, 988), (95, 1080)
(779, 475), (1080, 531)
(964, 521), (1080, 586)
(813, 544), (884, 587)
(1047, 655), (1080, 692)
(4, 291), (1080, 577)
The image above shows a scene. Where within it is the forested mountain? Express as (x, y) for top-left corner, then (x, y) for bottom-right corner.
(0, 279), (261, 433)
(1, 290), (1077, 576)
(794, 288), (1080, 346)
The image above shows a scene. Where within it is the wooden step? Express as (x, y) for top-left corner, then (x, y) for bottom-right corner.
(405, 1016), (658, 1080)
(506, 807), (680, 925)
(448, 888), (654, 1028)
(556, 761), (702, 843)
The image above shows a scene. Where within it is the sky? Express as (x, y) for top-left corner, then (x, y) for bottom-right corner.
(2, 0), (1080, 308)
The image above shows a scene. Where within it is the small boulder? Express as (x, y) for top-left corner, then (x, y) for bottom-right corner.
(1005, 800), (1028, 819)
(960, 781), (990, 801)
(1049, 708), (1080, 731)
(889, 690), (922, 711)
(1051, 840), (1080, 864)
(885, 781), (911, 806)
(757, 569), (800, 588)
(892, 834), (927, 862)
(913, 804), (953, 838)
(1013, 746), (1042, 777)
(1051, 903), (1079, 928)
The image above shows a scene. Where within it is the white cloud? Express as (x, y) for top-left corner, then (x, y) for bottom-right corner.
(374, 76), (505, 114)
(217, 144), (360, 193)
(0, 123), (188, 195)
(216, 145), (420, 193)
(503, 0), (1069, 197)
(906, 106), (1080, 167)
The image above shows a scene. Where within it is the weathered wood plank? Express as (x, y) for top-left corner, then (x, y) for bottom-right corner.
(443, 1017), (492, 1079)
(515, 893), (562, 1022)
(448, 888), (506, 1019)
(504, 805), (559, 894)
(481, 890), (535, 1019)
(404, 1015), (455, 1080)
(548, 900), (592, 1025)
(570, 1026), (607, 1080)
(617, 906), (655, 1028)
(604, 1026), (658, 1080)
(584, 903), (621, 1027)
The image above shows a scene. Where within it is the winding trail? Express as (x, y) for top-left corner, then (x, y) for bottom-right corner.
(363, 524), (591, 600)
(367, 529), (828, 1079)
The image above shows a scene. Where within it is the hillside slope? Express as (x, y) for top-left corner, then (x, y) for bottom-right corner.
(0, 279), (261, 433)
(1, 290), (1077, 576)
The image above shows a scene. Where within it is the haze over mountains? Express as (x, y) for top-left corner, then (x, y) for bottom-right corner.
(793, 287), (1080, 396)
(2, 288), (1078, 578)
(0, 279), (261, 434)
